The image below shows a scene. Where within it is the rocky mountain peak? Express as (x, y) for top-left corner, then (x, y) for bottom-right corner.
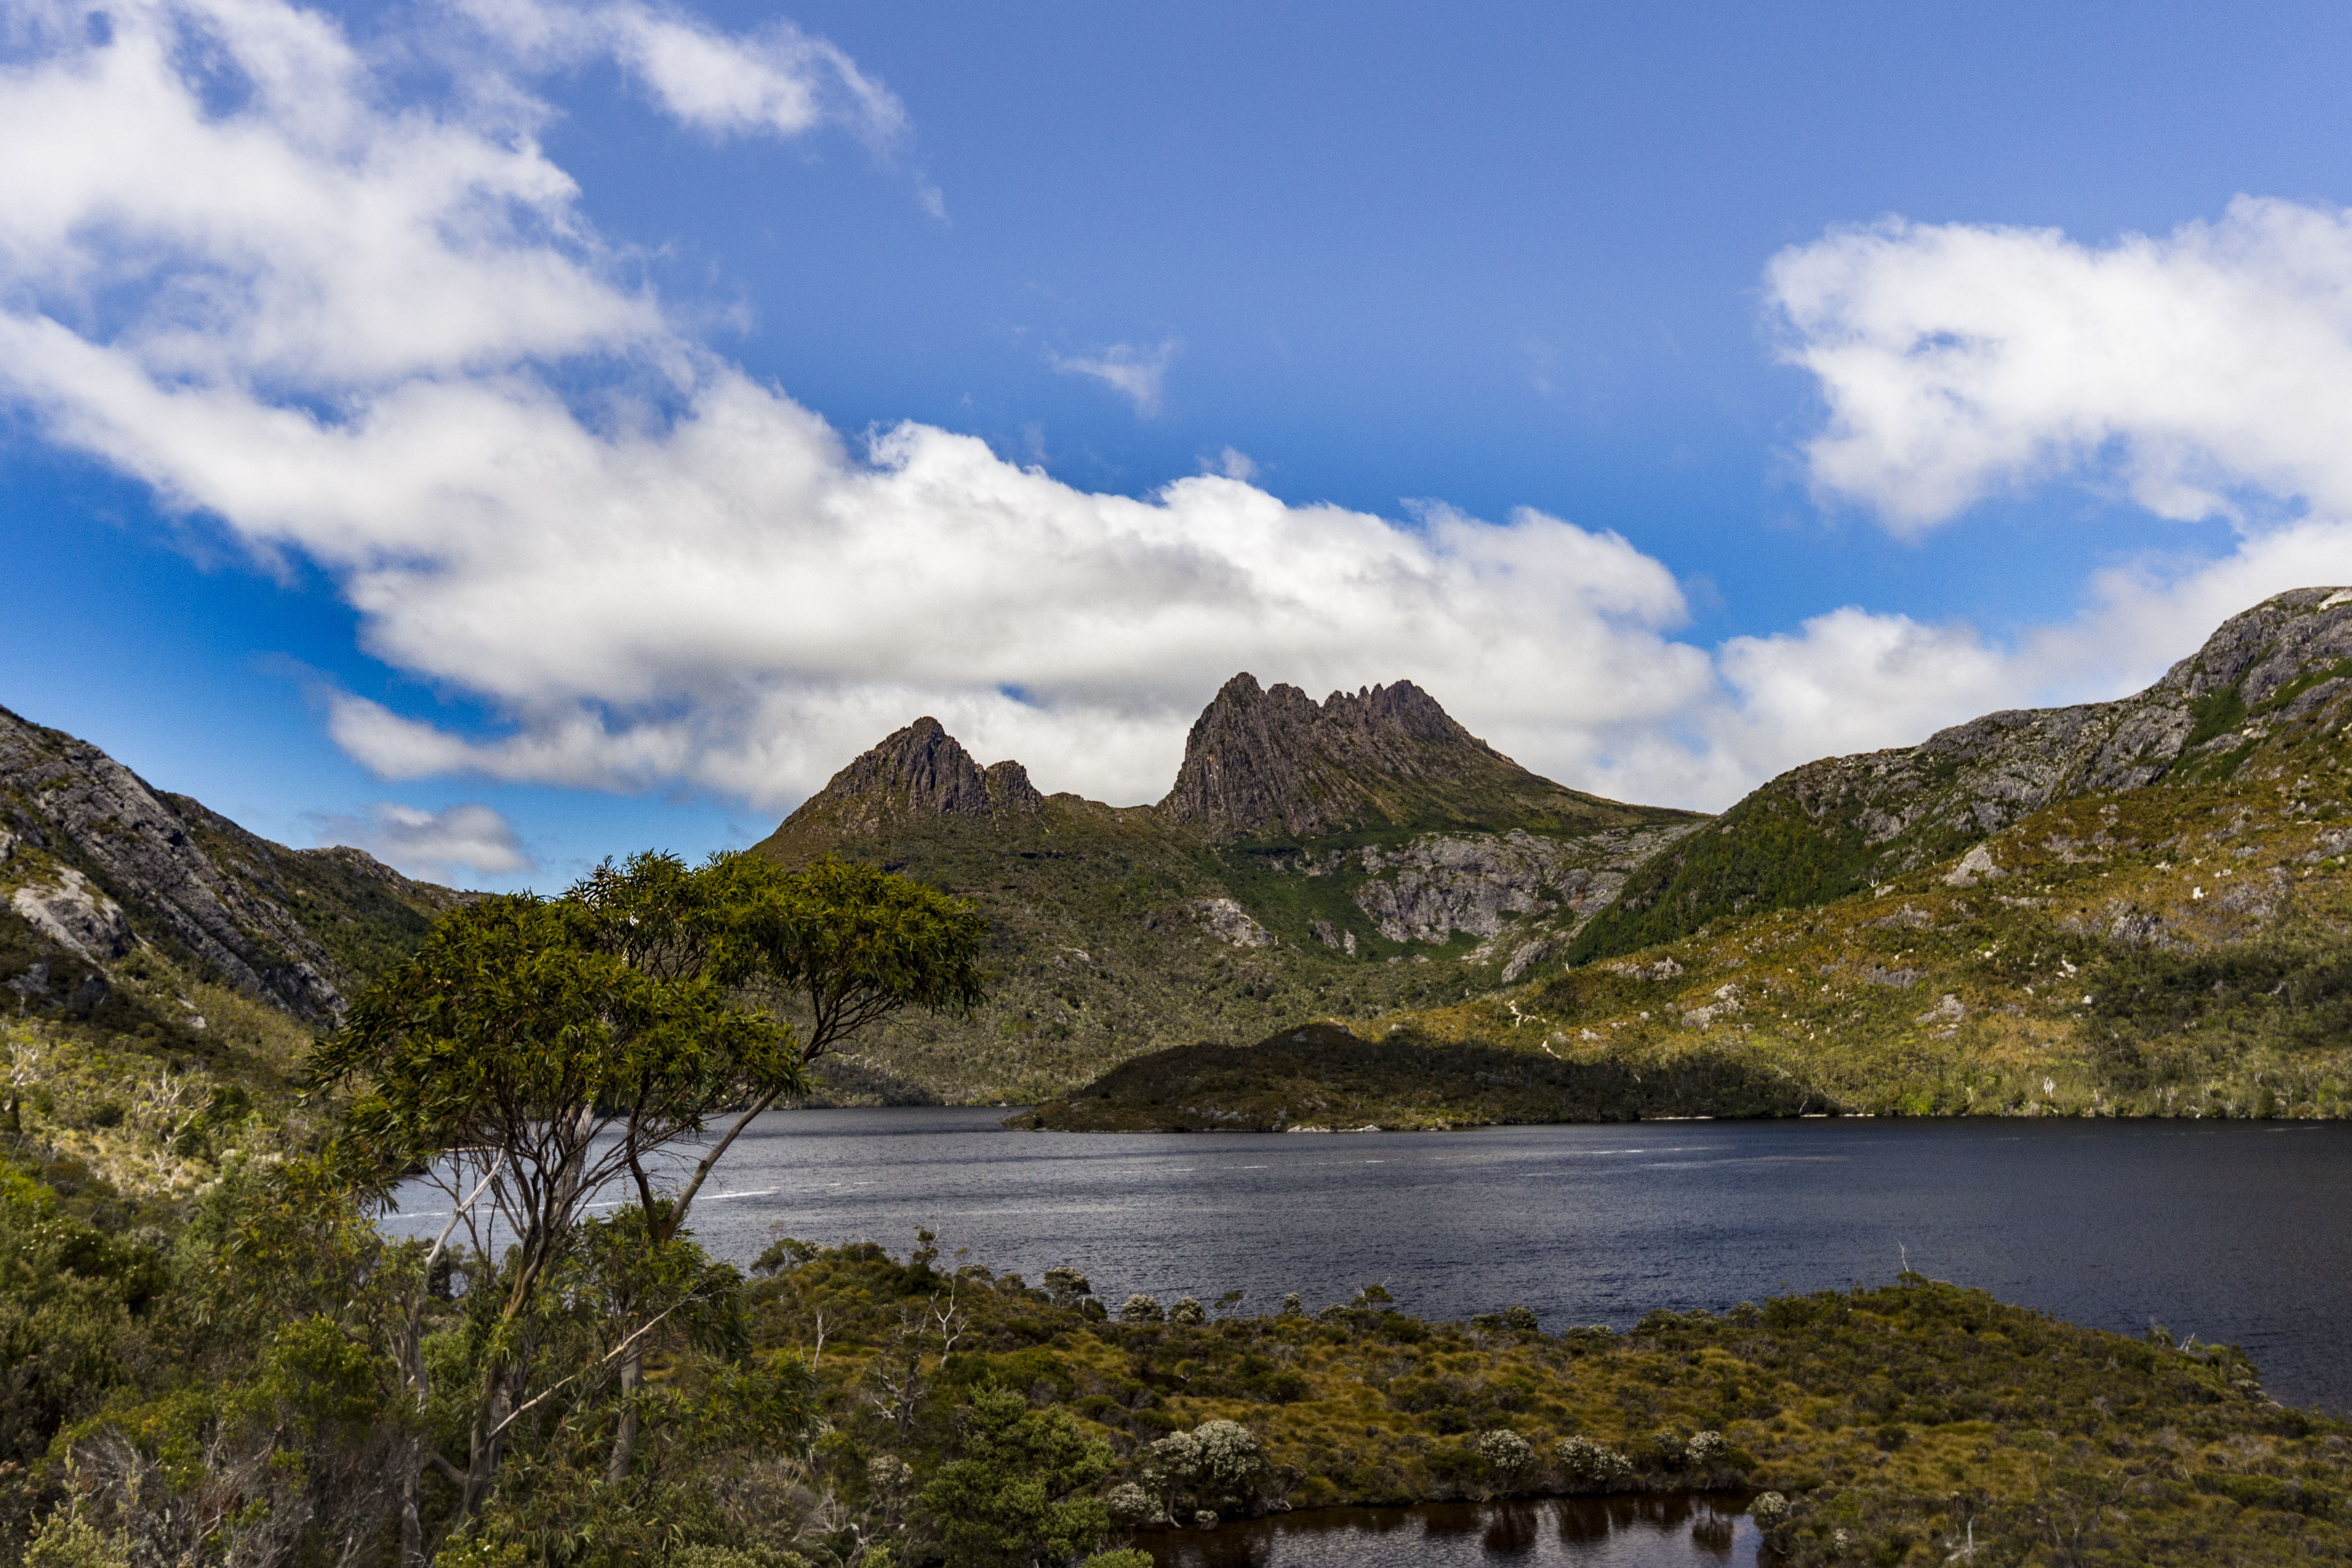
(782, 717), (1045, 837)
(1159, 673), (1656, 842)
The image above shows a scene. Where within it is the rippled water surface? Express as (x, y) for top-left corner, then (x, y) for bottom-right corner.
(1131, 1495), (1759, 1568)
(386, 1110), (2352, 1410)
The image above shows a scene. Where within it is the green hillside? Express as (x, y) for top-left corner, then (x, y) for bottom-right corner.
(1047, 739), (2352, 1128)
(752, 685), (1701, 1105)
(1569, 586), (2352, 966)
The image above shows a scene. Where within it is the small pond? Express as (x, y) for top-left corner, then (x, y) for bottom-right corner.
(1130, 1494), (1760, 1567)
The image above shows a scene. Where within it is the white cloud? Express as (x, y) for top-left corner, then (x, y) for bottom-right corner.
(310, 801), (534, 880)
(1769, 198), (2352, 534)
(5, 0), (2350, 832)
(1716, 607), (2015, 767)
(1051, 339), (1178, 417)
(456, 0), (907, 146)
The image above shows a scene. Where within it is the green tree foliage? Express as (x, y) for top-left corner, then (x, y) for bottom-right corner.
(915, 1385), (1112, 1568)
(0, 1168), (165, 1471)
(316, 886), (800, 1522)
(296, 849), (980, 1546)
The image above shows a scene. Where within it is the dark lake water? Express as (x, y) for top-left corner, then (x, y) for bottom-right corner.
(388, 1109), (2352, 1412)
(1132, 1495), (1759, 1568)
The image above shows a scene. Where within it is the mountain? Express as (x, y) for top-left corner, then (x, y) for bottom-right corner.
(1033, 588), (2352, 1130)
(1569, 587), (2352, 965)
(755, 677), (1703, 1103)
(1, 701), (469, 1034)
(1161, 675), (1652, 839)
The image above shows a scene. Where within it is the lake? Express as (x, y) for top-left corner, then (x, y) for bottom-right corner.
(386, 1109), (2352, 1412)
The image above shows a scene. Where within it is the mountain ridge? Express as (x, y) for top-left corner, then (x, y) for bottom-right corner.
(1, 701), (472, 1030)
(754, 673), (1701, 1102)
(1571, 587), (2352, 964)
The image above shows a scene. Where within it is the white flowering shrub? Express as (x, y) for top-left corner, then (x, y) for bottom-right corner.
(1146, 1420), (1270, 1515)
(1104, 1481), (1160, 1527)
(1685, 1429), (1729, 1466)
(1119, 1293), (1163, 1323)
(1042, 1266), (1092, 1307)
(1553, 1435), (1635, 1492)
(1750, 1492), (1790, 1530)
(1168, 1295), (1206, 1324)
(1474, 1429), (1536, 1494)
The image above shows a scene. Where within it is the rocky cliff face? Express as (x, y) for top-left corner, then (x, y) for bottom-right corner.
(1, 703), (469, 1025)
(1344, 823), (1703, 948)
(770, 718), (1045, 843)
(1575, 586), (2352, 962)
(1159, 673), (1682, 841)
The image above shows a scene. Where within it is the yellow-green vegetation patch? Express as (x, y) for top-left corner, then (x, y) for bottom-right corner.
(1049, 763), (2352, 1129)
(754, 1242), (2349, 1566)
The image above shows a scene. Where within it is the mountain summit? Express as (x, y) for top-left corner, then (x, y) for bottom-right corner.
(777, 717), (1045, 840)
(1161, 673), (1655, 841)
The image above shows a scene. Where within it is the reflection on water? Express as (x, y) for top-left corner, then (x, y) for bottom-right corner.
(1131, 1494), (1757, 1567)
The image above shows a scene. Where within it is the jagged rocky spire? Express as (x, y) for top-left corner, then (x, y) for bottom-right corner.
(785, 717), (1044, 835)
(1159, 675), (1501, 839)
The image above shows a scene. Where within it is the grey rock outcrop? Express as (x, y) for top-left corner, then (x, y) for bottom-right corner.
(10, 869), (133, 962)
(1, 702), (467, 1023)
(1342, 821), (1706, 948)
(1187, 897), (1277, 947)
(1159, 673), (1688, 841)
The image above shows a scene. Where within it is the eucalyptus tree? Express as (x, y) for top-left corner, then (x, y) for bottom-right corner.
(319, 849), (992, 1537)
(317, 887), (802, 1536)
(579, 850), (990, 1479)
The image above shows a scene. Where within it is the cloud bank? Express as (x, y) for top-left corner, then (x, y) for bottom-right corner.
(5, 0), (2352, 828)
(1769, 198), (2352, 534)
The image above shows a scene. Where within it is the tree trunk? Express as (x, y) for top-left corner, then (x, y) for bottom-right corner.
(606, 1346), (642, 1483)
(395, 1437), (426, 1568)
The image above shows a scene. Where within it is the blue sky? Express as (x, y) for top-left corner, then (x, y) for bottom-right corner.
(6, 0), (2352, 887)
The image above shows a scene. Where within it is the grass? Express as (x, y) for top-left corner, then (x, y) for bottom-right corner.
(1041, 753), (2352, 1127)
(752, 1239), (2351, 1567)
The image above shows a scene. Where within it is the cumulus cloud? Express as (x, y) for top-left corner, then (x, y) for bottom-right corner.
(1745, 198), (2352, 791)
(0, 0), (1730, 808)
(1051, 339), (1178, 417)
(309, 802), (533, 881)
(5, 0), (2349, 830)
(1769, 198), (2352, 533)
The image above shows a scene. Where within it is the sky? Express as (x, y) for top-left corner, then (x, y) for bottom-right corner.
(7, 0), (2352, 888)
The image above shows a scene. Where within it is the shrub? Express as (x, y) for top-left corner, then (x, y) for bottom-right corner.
(1750, 1492), (1790, 1530)
(1278, 1292), (1305, 1316)
(1119, 1293), (1163, 1324)
(1474, 1429), (1537, 1495)
(1554, 1435), (1635, 1493)
(23, 1513), (130, 1568)
(1685, 1429), (1730, 1466)
(1043, 1266), (1092, 1306)
(1168, 1296), (1206, 1325)
(1147, 1420), (1271, 1516)
(1103, 1482), (1159, 1528)
(1501, 1305), (1538, 1332)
